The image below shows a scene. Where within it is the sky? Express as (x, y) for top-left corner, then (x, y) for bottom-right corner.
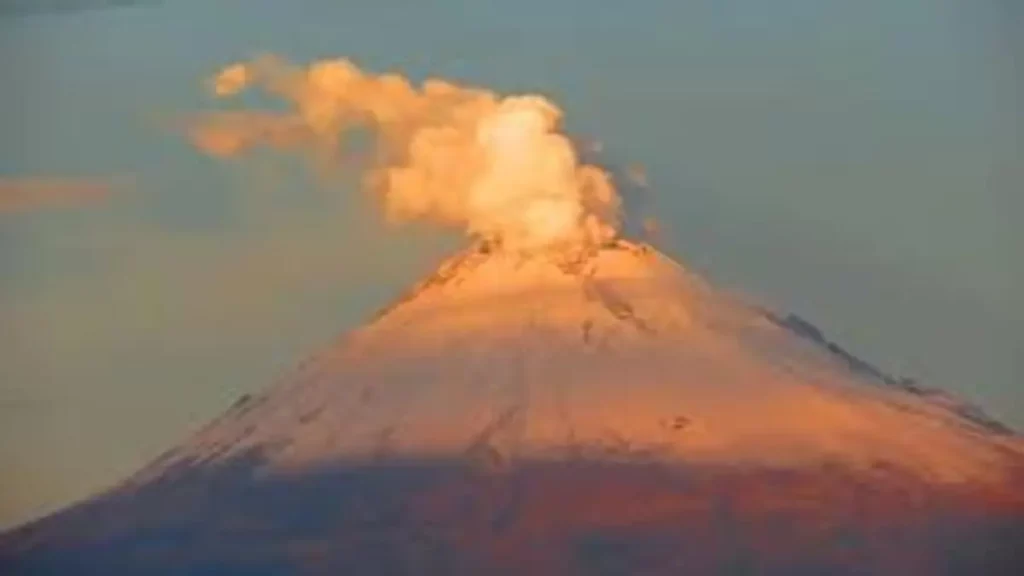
(0, 0), (1020, 530)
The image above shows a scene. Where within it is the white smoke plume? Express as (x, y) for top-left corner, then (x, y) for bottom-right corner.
(184, 55), (622, 252)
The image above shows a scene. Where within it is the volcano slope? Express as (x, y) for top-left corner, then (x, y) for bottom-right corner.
(2, 240), (1023, 575)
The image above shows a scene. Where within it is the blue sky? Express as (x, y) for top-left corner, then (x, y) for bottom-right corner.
(1, 0), (1020, 529)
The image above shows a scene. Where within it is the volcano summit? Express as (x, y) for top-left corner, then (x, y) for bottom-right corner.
(2, 239), (1023, 575)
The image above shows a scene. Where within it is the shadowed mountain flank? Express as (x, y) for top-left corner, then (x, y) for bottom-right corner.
(3, 452), (1023, 576)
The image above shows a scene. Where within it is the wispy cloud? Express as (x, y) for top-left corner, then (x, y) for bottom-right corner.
(182, 111), (313, 159)
(0, 176), (128, 214)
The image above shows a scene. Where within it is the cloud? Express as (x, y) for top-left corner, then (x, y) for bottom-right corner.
(182, 112), (313, 159)
(0, 176), (127, 214)
(183, 55), (623, 253)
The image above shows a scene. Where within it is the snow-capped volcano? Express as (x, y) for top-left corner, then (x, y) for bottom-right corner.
(3, 240), (1023, 575)
(133, 239), (1022, 485)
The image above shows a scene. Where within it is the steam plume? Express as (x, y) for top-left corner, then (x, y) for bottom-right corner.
(185, 56), (622, 252)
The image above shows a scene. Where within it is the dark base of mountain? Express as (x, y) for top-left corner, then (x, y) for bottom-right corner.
(3, 453), (1023, 576)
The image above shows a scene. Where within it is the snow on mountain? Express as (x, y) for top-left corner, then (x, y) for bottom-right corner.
(3, 239), (1022, 576)
(131, 239), (1021, 486)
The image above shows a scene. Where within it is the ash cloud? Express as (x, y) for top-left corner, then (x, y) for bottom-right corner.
(183, 55), (624, 252)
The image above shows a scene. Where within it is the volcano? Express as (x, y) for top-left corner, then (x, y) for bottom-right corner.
(2, 239), (1022, 575)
